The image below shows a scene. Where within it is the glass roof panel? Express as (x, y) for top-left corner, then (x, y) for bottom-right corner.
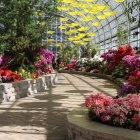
(49, 0), (138, 50)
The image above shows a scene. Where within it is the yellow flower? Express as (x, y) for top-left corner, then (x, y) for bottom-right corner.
(21, 69), (25, 73)
(82, 69), (86, 72)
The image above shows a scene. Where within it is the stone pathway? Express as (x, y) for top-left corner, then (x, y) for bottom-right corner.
(0, 73), (120, 140)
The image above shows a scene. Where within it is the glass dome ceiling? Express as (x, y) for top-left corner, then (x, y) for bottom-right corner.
(46, 0), (139, 54)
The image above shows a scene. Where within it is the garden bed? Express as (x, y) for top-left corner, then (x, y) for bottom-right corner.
(67, 107), (140, 140)
(0, 72), (57, 103)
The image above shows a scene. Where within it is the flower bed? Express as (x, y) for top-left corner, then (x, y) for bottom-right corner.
(0, 47), (55, 83)
(67, 107), (140, 140)
(58, 46), (140, 97)
(0, 72), (57, 103)
(59, 70), (140, 131)
(85, 93), (140, 130)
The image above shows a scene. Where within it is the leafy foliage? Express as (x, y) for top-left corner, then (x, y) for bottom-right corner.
(0, 0), (59, 71)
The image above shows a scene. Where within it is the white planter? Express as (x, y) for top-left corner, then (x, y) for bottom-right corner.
(0, 72), (57, 103)
(67, 107), (139, 140)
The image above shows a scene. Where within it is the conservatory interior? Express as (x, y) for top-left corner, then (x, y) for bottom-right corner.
(0, 0), (140, 140)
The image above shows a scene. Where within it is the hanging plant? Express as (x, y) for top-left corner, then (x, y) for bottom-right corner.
(125, 0), (140, 27)
(116, 22), (129, 47)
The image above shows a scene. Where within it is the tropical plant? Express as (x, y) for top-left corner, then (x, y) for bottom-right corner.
(0, 0), (59, 71)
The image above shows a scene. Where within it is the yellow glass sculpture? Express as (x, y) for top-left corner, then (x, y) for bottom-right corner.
(60, 18), (70, 21)
(47, 31), (55, 34)
(114, 0), (126, 2)
(64, 31), (72, 35)
(87, 32), (97, 36)
(56, 43), (63, 47)
(86, 0), (96, 2)
(78, 26), (90, 31)
(68, 11), (85, 15)
(71, 2), (89, 8)
(80, 16), (96, 21)
(66, 22), (81, 27)
(80, 41), (88, 45)
(73, 41), (88, 45)
(57, 0), (75, 3)
(92, 22), (102, 26)
(57, 6), (72, 11)
(64, 30), (77, 35)
(104, 11), (117, 16)
(68, 37), (78, 41)
(97, 15), (108, 19)
(75, 33), (87, 39)
(77, 33), (87, 37)
(83, 38), (92, 41)
(69, 29), (77, 33)
(58, 26), (67, 29)
(77, 0), (96, 2)
(85, 9), (100, 14)
(48, 39), (54, 42)
(73, 41), (81, 44)
(90, 4), (110, 11)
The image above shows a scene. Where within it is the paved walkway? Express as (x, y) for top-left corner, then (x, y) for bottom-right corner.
(0, 73), (120, 140)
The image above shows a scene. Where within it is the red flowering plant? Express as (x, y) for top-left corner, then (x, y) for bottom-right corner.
(64, 63), (77, 70)
(35, 47), (55, 75)
(128, 70), (140, 85)
(92, 69), (101, 73)
(63, 60), (78, 70)
(114, 46), (135, 65)
(35, 57), (52, 75)
(118, 69), (140, 97)
(101, 46), (136, 77)
(101, 49), (118, 73)
(125, 70), (140, 94)
(0, 67), (24, 82)
(28, 73), (39, 79)
(85, 93), (140, 130)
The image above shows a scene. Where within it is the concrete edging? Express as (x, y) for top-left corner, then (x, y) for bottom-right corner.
(67, 107), (139, 140)
(0, 72), (58, 103)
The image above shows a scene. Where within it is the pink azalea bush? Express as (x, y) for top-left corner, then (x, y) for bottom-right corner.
(35, 47), (54, 75)
(64, 60), (78, 70)
(85, 93), (140, 130)
(92, 69), (101, 73)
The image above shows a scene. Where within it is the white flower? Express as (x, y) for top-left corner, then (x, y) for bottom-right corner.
(92, 55), (103, 62)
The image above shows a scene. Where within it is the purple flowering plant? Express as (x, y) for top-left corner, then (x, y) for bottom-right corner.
(119, 82), (138, 97)
(122, 55), (140, 71)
